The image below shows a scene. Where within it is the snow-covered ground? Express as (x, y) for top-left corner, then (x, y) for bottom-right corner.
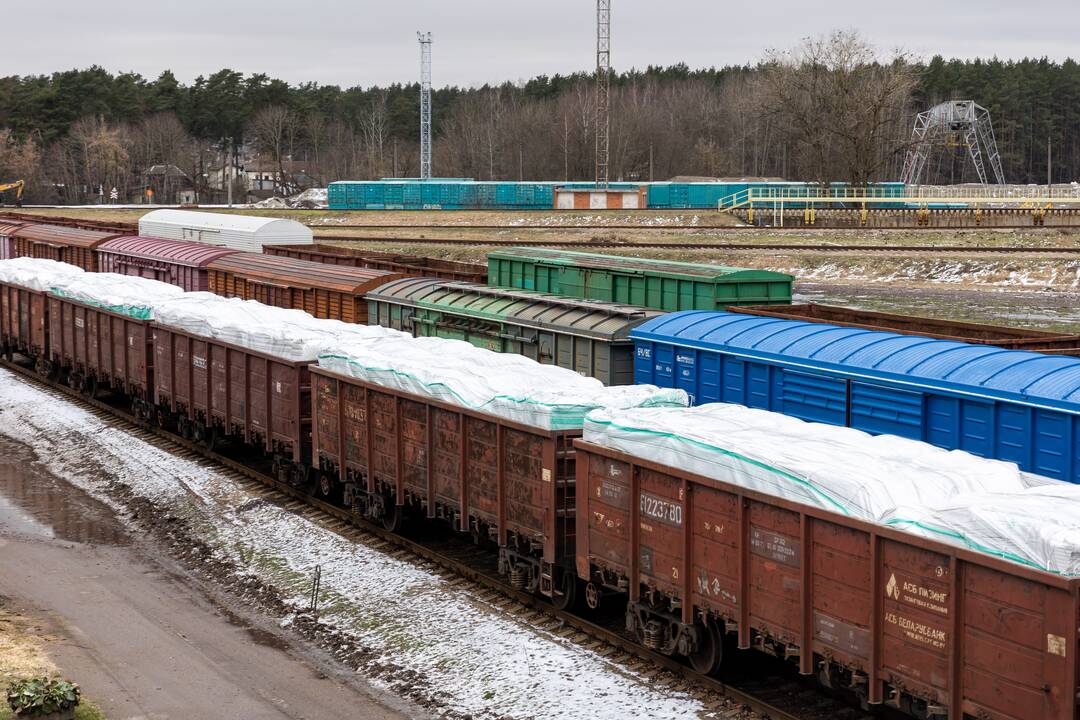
(0, 368), (726, 720)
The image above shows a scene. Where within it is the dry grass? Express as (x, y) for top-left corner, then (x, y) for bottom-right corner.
(0, 607), (57, 681)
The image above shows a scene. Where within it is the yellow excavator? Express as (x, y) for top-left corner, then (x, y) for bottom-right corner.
(0, 180), (25, 207)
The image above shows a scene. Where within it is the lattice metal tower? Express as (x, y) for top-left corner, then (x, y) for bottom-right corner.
(595, 1), (611, 188)
(901, 100), (1005, 185)
(418, 31), (433, 181)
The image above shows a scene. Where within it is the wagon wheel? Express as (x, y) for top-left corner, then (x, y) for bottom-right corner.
(203, 425), (220, 452)
(688, 621), (722, 675)
(584, 582), (602, 611)
(381, 500), (403, 532)
(316, 474), (342, 505)
(1, 343), (12, 363)
(550, 572), (578, 611)
(84, 375), (98, 398)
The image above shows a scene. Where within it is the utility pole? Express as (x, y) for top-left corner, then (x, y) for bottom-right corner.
(595, 0), (610, 189)
(227, 137), (233, 207)
(1048, 134), (1053, 198)
(418, 32), (433, 181)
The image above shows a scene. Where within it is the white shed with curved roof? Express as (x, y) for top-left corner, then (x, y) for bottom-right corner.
(137, 210), (313, 252)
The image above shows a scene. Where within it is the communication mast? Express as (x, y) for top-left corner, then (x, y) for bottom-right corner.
(418, 31), (433, 181)
(595, 1), (610, 188)
(901, 100), (1005, 186)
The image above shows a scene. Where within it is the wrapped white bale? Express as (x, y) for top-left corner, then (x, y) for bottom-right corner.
(885, 485), (1080, 576)
(318, 335), (688, 430)
(154, 293), (407, 361)
(49, 272), (184, 320)
(0, 257), (84, 291)
(583, 403), (1027, 522)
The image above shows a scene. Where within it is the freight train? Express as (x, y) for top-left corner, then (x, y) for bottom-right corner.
(2, 258), (1079, 720)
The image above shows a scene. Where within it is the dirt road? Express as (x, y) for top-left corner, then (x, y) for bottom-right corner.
(0, 437), (423, 720)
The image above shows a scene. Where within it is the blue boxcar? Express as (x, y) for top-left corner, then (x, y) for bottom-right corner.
(631, 311), (1080, 482)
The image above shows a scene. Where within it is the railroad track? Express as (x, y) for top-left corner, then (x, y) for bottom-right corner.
(314, 234), (1080, 254)
(1, 355), (880, 720)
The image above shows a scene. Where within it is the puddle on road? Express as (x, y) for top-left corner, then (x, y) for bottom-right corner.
(0, 437), (128, 545)
(797, 283), (1080, 333)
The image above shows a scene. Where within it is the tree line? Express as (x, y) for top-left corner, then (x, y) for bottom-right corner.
(0, 33), (1077, 204)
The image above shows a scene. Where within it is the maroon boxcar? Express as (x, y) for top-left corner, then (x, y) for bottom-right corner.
(45, 294), (154, 405)
(97, 236), (239, 292)
(265, 244), (488, 284)
(0, 222), (24, 260)
(574, 439), (1080, 720)
(151, 324), (312, 471)
(11, 224), (123, 271)
(311, 366), (579, 606)
(0, 281), (48, 363)
(205, 254), (404, 324)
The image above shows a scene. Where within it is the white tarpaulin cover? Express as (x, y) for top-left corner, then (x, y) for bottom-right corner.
(155, 293), (407, 361)
(583, 403), (1080, 575)
(0, 258), (84, 291)
(886, 485), (1080, 576)
(318, 335), (689, 430)
(49, 272), (185, 319)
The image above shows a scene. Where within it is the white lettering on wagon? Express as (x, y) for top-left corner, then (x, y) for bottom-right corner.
(884, 611), (947, 651)
(192, 356), (207, 370)
(886, 573), (949, 616)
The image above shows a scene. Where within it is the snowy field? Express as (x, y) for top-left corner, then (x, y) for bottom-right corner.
(0, 368), (731, 720)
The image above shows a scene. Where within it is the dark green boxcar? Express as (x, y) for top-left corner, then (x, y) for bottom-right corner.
(486, 248), (793, 312)
(367, 277), (663, 385)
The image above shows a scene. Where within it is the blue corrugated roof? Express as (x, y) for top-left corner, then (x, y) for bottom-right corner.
(632, 311), (1080, 408)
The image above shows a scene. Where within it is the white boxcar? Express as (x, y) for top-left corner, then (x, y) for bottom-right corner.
(138, 210), (313, 252)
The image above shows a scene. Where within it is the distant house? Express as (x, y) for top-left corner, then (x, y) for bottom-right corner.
(143, 164), (195, 204)
(243, 158), (319, 197)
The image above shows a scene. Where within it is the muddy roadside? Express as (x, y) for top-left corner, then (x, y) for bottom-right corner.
(0, 435), (425, 720)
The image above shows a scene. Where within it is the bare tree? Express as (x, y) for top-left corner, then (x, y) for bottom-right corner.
(758, 30), (919, 185)
(248, 105), (298, 194)
(359, 94), (389, 178)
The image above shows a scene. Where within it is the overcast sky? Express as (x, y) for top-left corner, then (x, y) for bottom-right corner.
(12, 0), (1080, 88)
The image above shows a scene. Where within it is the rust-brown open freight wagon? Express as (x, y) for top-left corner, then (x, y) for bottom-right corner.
(575, 440), (1080, 720)
(10, 224), (124, 271)
(730, 303), (1080, 355)
(205, 253), (404, 323)
(265, 244), (488, 284)
(45, 294), (154, 408)
(151, 324), (312, 474)
(0, 280), (48, 363)
(310, 366), (579, 606)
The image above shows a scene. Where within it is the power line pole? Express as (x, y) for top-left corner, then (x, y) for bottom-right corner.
(1048, 134), (1053, 198)
(418, 32), (433, 181)
(595, 1), (610, 189)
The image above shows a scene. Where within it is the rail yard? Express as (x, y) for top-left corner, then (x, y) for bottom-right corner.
(0, 204), (1077, 720)
(5, 2), (1080, 718)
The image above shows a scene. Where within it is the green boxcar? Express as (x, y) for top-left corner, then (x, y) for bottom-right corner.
(366, 278), (664, 385)
(486, 248), (793, 312)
